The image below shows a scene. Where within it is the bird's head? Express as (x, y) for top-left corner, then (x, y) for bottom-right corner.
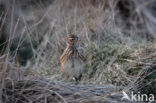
(67, 34), (78, 45)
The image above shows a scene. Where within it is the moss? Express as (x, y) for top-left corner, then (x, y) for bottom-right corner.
(127, 63), (142, 75)
(116, 49), (132, 63)
(84, 43), (121, 79)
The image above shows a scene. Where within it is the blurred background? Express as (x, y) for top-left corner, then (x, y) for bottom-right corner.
(0, 0), (156, 102)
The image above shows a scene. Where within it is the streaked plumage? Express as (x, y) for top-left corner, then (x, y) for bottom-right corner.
(60, 34), (85, 81)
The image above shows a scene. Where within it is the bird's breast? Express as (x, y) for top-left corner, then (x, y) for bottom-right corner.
(63, 58), (84, 77)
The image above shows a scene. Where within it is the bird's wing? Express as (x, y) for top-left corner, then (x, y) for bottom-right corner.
(78, 47), (86, 62)
(60, 49), (67, 64)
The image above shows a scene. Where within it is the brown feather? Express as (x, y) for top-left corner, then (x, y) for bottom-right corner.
(60, 34), (85, 81)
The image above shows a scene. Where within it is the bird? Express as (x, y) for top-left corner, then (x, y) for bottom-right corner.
(60, 34), (85, 82)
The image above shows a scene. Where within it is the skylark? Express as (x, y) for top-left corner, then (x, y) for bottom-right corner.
(60, 34), (85, 82)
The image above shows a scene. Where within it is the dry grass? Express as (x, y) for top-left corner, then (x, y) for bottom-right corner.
(2, 78), (121, 103)
(0, 0), (156, 102)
